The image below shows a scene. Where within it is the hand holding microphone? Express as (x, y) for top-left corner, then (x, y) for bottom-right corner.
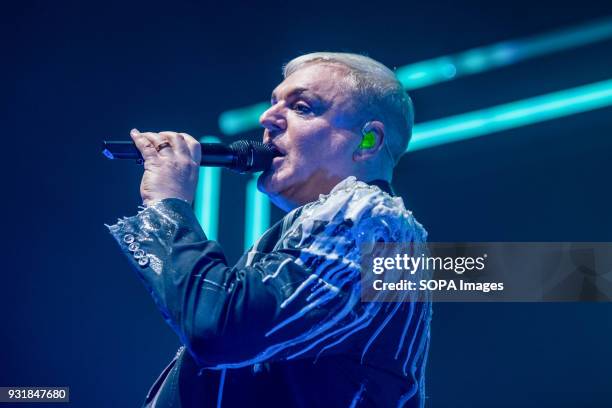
(128, 129), (202, 206)
(104, 129), (280, 206)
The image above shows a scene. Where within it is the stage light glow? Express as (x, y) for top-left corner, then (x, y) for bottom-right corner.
(244, 172), (270, 251)
(402, 16), (612, 89)
(409, 78), (612, 151)
(194, 136), (222, 240)
(218, 17), (612, 135)
(219, 101), (270, 136)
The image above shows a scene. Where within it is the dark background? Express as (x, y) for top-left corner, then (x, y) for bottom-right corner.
(2, 0), (612, 406)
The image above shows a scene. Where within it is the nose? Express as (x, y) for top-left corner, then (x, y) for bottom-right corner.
(259, 103), (286, 143)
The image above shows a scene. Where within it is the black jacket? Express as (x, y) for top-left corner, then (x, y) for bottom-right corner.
(108, 177), (431, 407)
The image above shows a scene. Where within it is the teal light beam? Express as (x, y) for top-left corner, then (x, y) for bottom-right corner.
(218, 17), (612, 135)
(219, 102), (270, 136)
(244, 172), (270, 251)
(194, 136), (222, 240)
(396, 16), (612, 89)
(409, 78), (612, 152)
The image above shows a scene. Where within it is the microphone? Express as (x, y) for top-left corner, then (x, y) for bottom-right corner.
(102, 140), (280, 173)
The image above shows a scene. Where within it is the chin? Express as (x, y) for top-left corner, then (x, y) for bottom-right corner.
(257, 169), (275, 195)
(257, 170), (282, 196)
(257, 170), (299, 212)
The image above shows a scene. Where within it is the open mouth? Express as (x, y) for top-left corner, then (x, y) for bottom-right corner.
(271, 144), (286, 156)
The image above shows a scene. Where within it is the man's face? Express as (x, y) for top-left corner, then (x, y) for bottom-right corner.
(258, 63), (362, 211)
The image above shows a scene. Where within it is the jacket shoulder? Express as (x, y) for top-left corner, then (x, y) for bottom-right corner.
(282, 176), (427, 250)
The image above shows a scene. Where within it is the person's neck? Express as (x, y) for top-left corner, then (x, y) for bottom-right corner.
(272, 174), (394, 212)
(364, 178), (394, 196)
(270, 171), (345, 212)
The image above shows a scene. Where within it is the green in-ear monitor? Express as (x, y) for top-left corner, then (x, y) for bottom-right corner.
(359, 129), (376, 149)
(359, 122), (397, 166)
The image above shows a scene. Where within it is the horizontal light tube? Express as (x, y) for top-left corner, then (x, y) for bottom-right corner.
(409, 78), (612, 151)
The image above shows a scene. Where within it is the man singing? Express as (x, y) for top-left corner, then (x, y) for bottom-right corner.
(107, 52), (431, 407)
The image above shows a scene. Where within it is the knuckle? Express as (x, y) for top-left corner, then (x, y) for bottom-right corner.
(178, 158), (194, 168)
(143, 159), (160, 169)
(169, 159), (184, 170)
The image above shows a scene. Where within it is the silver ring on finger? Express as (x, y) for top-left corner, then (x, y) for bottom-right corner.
(155, 141), (172, 152)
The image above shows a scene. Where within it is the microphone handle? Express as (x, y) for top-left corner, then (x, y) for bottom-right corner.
(102, 141), (236, 167)
(200, 143), (236, 166)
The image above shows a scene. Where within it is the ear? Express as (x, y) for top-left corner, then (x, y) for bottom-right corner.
(353, 120), (386, 162)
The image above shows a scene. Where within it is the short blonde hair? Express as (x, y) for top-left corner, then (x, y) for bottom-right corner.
(283, 52), (413, 165)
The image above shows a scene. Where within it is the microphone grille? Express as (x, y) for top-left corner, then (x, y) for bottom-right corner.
(228, 140), (280, 173)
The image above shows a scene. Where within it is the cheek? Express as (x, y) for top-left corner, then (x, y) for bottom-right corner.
(280, 134), (319, 169)
(280, 123), (353, 179)
(285, 141), (328, 177)
(299, 135), (352, 166)
(291, 131), (341, 163)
